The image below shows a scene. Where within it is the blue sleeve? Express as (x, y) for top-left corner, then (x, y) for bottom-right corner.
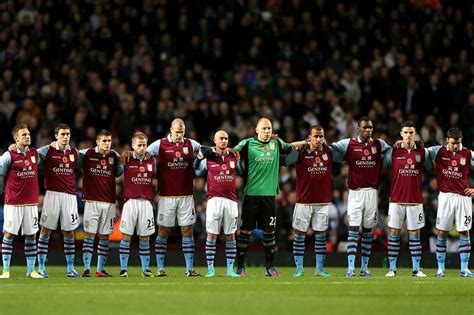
(379, 139), (391, 154)
(471, 150), (474, 170)
(190, 139), (201, 154)
(194, 158), (207, 176)
(113, 151), (123, 177)
(329, 139), (349, 163)
(37, 145), (50, 163)
(0, 152), (12, 195)
(382, 147), (393, 168)
(425, 146), (441, 161)
(147, 139), (161, 157)
(423, 149), (434, 171)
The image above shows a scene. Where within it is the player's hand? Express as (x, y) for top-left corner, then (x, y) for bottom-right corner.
(7, 143), (15, 151)
(464, 188), (474, 197)
(120, 150), (132, 165)
(227, 148), (240, 160)
(393, 140), (402, 148)
(415, 140), (424, 148)
(271, 134), (279, 140)
(50, 141), (57, 147)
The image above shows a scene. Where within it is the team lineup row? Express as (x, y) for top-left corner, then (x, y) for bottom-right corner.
(0, 117), (473, 279)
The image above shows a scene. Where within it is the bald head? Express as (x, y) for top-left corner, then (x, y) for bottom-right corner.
(214, 130), (229, 152)
(170, 118), (186, 143)
(256, 117), (272, 142)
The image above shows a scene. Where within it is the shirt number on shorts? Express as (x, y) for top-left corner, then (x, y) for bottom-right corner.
(71, 213), (79, 224)
(33, 217), (38, 228)
(146, 219), (154, 229)
(269, 216), (277, 227)
(465, 216), (472, 226)
(109, 218), (115, 229)
(418, 213), (423, 222)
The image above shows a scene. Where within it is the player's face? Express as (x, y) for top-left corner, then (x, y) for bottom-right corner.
(358, 121), (373, 141)
(400, 127), (416, 143)
(170, 124), (185, 143)
(15, 128), (31, 147)
(309, 129), (325, 149)
(132, 138), (148, 156)
(447, 138), (462, 152)
(97, 135), (112, 153)
(256, 119), (272, 142)
(55, 129), (71, 146)
(214, 131), (229, 150)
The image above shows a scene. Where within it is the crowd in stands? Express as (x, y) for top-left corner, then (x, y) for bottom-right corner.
(1, 0), (473, 252)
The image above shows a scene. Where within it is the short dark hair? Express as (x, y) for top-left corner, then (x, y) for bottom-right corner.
(446, 127), (462, 140)
(358, 116), (371, 126)
(310, 125), (324, 133)
(54, 123), (71, 135)
(97, 129), (112, 139)
(400, 120), (416, 129)
(12, 123), (28, 137)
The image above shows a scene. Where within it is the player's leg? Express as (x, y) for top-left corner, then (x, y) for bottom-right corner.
(178, 197), (199, 276)
(434, 192), (453, 277)
(119, 233), (132, 277)
(345, 190), (363, 276)
(154, 197), (175, 275)
(313, 205), (330, 277)
(222, 199), (239, 277)
(38, 191), (61, 275)
(82, 232), (95, 277)
(435, 230), (448, 277)
(236, 196), (257, 276)
(292, 204), (311, 276)
(205, 198), (221, 277)
(455, 194), (473, 277)
(386, 203), (405, 277)
(260, 197), (278, 277)
(407, 205), (425, 277)
(23, 205), (42, 278)
(60, 192), (80, 277)
(95, 203), (115, 277)
(1, 214), (15, 278)
(82, 202), (98, 277)
(63, 230), (79, 277)
(359, 190), (378, 276)
(137, 199), (155, 277)
(118, 200), (137, 277)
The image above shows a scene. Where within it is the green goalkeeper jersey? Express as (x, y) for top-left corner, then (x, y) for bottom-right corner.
(234, 137), (293, 196)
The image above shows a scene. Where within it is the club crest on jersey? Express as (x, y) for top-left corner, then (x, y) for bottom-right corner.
(270, 143), (275, 150)
(183, 147), (189, 155)
(175, 151), (181, 158)
(460, 158), (466, 165)
(109, 157), (114, 165)
(322, 153), (328, 161)
(69, 154), (75, 162)
(62, 156), (68, 163)
(407, 158), (413, 165)
(147, 164), (152, 172)
(222, 164), (228, 170)
(363, 149), (370, 156)
(230, 161), (235, 168)
(371, 146), (377, 154)
(415, 155), (421, 163)
(100, 159), (106, 166)
(139, 166), (145, 172)
(31, 156), (36, 164)
(451, 160), (457, 167)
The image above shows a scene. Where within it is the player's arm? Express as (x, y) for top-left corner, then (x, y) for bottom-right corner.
(425, 145), (441, 162)
(194, 158), (208, 176)
(382, 147), (393, 168)
(37, 144), (51, 165)
(328, 138), (349, 163)
(147, 139), (161, 157)
(281, 149), (299, 166)
(236, 160), (244, 176)
(112, 150), (124, 177)
(379, 139), (391, 154)
(0, 152), (12, 195)
(423, 148), (434, 171)
(470, 150), (474, 171)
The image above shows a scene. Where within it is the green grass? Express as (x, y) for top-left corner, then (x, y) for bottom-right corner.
(0, 267), (473, 315)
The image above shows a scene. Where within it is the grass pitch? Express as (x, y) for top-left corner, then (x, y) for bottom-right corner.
(0, 267), (472, 315)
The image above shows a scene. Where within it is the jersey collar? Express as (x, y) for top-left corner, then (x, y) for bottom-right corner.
(357, 136), (373, 144)
(167, 134), (185, 144)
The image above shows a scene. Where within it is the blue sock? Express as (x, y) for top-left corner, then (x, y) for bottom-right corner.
(347, 230), (358, 270)
(314, 234), (326, 271)
(2, 236), (13, 273)
(154, 236), (167, 271)
(387, 235), (400, 271)
(64, 236), (76, 273)
(293, 234), (305, 270)
(37, 234), (50, 272)
(436, 236), (447, 272)
(360, 232), (372, 270)
(459, 236), (471, 272)
(82, 236), (94, 271)
(182, 237), (195, 271)
(225, 240), (237, 273)
(139, 241), (150, 272)
(97, 238), (109, 272)
(205, 238), (217, 271)
(409, 235), (422, 271)
(119, 240), (130, 271)
(24, 239), (37, 273)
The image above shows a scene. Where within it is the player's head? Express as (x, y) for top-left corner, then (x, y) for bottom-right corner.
(446, 127), (462, 152)
(96, 129), (112, 152)
(400, 121), (416, 143)
(12, 123), (30, 147)
(213, 130), (229, 150)
(256, 117), (272, 142)
(54, 123), (71, 147)
(170, 118), (185, 143)
(132, 132), (148, 156)
(357, 117), (373, 141)
(309, 125), (325, 150)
